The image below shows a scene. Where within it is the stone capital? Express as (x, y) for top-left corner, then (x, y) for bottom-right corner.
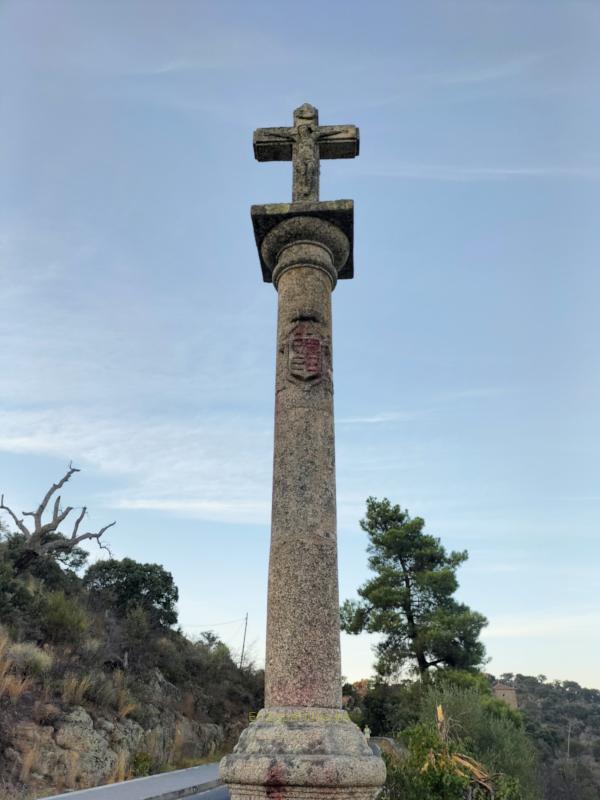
(251, 200), (354, 286)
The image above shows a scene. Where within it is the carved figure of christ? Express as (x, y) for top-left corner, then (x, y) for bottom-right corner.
(253, 103), (360, 202)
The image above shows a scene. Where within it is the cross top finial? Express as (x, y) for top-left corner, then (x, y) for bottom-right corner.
(253, 105), (359, 202)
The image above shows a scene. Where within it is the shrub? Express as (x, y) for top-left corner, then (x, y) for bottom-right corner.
(9, 642), (53, 677)
(361, 680), (422, 736)
(420, 686), (538, 800)
(383, 723), (478, 800)
(418, 687), (539, 799)
(124, 604), (151, 651)
(131, 751), (153, 777)
(0, 560), (36, 634)
(79, 668), (136, 717)
(85, 671), (117, 708)
(40, 591), (88, 645)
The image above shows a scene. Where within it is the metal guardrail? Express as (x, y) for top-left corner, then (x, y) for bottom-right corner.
(39, 762), (222, 800)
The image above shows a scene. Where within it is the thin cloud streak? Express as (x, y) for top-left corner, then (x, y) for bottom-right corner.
(485, 611), (600, 639)
(0, 408), (273, 525)
(352, 163), (600, 182)
(432, 54), (542, 86)
(338, 411), (422, 425)
(116, 497), (270, 524)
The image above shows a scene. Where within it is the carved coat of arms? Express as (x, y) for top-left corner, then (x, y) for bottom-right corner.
(287, 322), (326, 383)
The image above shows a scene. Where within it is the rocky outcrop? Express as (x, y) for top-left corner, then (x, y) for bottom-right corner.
(3, 705), (223, 794)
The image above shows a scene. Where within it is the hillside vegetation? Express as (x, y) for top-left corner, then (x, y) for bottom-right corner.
(1, 480), (596, 800)
(343, 671), (600, 800)
(0, 520), (262, 798)
(502, 674), (600, 799)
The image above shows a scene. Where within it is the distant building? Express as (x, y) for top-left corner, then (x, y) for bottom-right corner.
(492, 682), (518, 709)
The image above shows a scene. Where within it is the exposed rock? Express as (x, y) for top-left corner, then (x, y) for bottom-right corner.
(54, 708), (117, 786)
(1, 705), (224, 794)
(109, 716), (144, 753)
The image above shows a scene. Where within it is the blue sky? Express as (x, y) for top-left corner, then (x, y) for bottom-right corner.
(1, 0), (599, 687)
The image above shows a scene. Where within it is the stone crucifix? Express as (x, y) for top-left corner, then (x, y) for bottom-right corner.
(221, 104), (385, 800)
(253, 103), (359, 201)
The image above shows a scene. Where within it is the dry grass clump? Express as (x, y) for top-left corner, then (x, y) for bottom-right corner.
(115, 689), (137, 719)
(9, 643), (53, 677)
(0, 632), (32, 702)
(18, 743), (39, 783)
(62, 668), (137, 717)
(167, 727), (184, 765)
(64, 751), (81, 790)
(1, 672), (31, 702)
(108, 750), (130, 784)
(112, 669), (137, 719)
(61, 672), (92, 705)
(82, 637), (102, 655)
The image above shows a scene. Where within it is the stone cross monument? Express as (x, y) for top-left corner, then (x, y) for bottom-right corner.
(220, 104), (386, 800)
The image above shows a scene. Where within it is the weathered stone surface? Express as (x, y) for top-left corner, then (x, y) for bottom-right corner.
(222, 708), (385, 800)
(4, 704), (224, 793)
(222, 104), (385, 800)
(251, 202), (354, 282)
(253, 104), (359, 202)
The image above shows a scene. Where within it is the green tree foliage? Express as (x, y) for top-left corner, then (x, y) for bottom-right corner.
(0, 559), (35, 633)
(2, 532), (87, 588)
(84, 558), (178, 627)
(359, 680), (421, 736)
(341, 497), (487, 677)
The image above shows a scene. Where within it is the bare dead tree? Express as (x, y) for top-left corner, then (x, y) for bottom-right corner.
(0, 463), (116, 570)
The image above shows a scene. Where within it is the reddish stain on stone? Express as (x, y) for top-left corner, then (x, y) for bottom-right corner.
(265, 761), (287, 800)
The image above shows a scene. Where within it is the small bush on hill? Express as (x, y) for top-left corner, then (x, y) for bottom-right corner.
(40, 591), (88, 645)
(8, 642), (53, 677)
(418, 686), (539, 798)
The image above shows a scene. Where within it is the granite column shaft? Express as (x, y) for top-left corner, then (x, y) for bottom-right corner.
(267, 258), (340, 710)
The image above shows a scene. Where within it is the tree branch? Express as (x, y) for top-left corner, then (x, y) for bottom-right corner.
(43, 520), (116, 553)
(38, 505), (74, 536)
(34, 464), (80, 528)
(0, 495), (31, 537)
(2, 467), (116, 565)
(72, 507), (87, 539)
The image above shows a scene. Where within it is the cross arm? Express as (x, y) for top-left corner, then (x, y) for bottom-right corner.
(254, 127), (294, 162)
(317, 125), (359, 159)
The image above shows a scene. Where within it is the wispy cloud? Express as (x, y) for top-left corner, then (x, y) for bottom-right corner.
(485, 611), (600, 639)
(439, 387), (508, 401)
(356, 53), (544, 110)
(0, 408), (272, 525)
(353, 163), (600, 182)
(116, 497), (269, 521)
(337, 388), (504, 426)
(431, 54), (542, 87)
(338, 411), (422, 425)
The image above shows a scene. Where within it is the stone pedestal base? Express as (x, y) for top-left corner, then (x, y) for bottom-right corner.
(220, 708), (386, 800)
